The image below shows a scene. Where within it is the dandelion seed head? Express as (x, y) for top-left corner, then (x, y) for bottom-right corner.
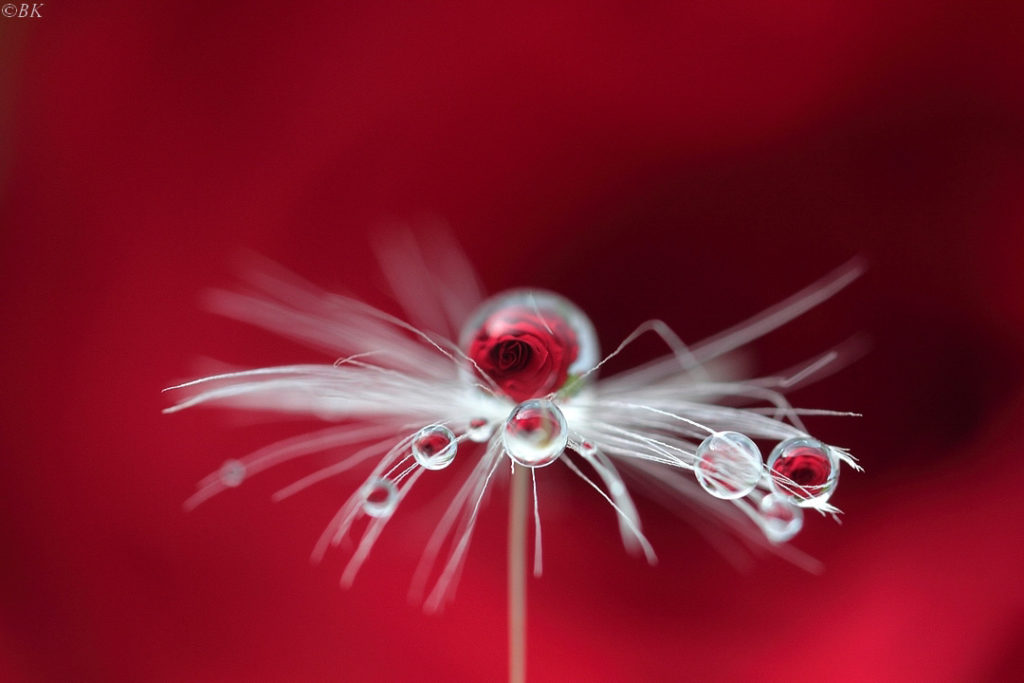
(168, 239), (863, 604)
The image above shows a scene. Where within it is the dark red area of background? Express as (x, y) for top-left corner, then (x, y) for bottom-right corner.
(2, 2), (1023, 681)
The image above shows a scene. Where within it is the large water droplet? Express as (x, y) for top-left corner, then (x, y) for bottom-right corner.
(767, 437), (839, 507)
(466, 418), (492, 443)
(694, 431), (762, 500)
(412, 425), (457, 471)
(759, 493), (804, 542)
(459, 289), (599, 401)
(502, 399), (567, 468)
(219, 459), (246, 487)
(362, 478), (398, 518)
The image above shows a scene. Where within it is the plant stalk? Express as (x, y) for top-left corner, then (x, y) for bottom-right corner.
(508, 463), (529, 683)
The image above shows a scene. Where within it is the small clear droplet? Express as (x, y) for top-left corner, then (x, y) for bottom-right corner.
(362, 478), (398, 518)
(412, 425), (457, 471)
(219, 459), (246, 487)
(693, 431), (762, 500)
(466, 418), (492, 443)
(578, 440), (597, 457)
(502, 399), (567, 468)
(767, 437), (839, 507)
(759, 493), (804, 542)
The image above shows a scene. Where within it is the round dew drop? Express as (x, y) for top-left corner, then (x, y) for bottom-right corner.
(219, 459), (247, 487)
(693, 431), (762, 500)
(459, 289), (600, 402)
(466, 418), (492, 443)
(503, 399), (568, 468)
(759, 493), (804, 542)
(412, 425), (458, 471)
(767, 437), (839, 507)
(362, 478), (398, 518)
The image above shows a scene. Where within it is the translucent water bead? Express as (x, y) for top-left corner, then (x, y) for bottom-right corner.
(460, 289), (599, 402)
(694, 431), (763, 499)
(767, 437), (839, 507)
(503, 399), (568, 468)
(218, 459), (247, 487)
(759, 493), (804, 542)
(362, 478), (398, 518)
(412, 425), (458, 470)
(466, 418), (492, 443)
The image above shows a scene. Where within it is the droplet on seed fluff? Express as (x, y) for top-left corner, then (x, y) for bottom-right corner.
(459, 289), (599, 402)
(362, 478), (398, 518)
(412, 425), (458, 471)
(694, 431), (762, 500)
(759, 492), (804, 542)
(767, 437), (839, 507)
(502, 399), (568, 468)
(466, 417), (492, 443)
(219, 459), (247, 487)
(578, 440), (597, 457)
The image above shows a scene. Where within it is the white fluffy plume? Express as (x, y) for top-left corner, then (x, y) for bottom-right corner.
(167, 235), (863, 610)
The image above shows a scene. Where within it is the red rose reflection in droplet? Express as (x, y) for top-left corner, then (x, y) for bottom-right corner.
(414, 432), (449, 457)
(768, 438), (838, 503)
(773, 447), (831, 486)
(411, 425), (457, 470)
(467, 305), (580, 402)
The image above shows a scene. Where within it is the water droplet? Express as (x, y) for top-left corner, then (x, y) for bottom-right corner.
(466, 418), (492, 443)
(693, 431), (762, 500)
(412, 425), (457, 471)
(219, 459), (246, 487)
(767, 437), (839, 507)
(362, 478), (398, 518)
(759, 493), (804, 542)
(578, 440), (597, 457)
(502, 399), (567, 468)
(459, 289), (600, 401)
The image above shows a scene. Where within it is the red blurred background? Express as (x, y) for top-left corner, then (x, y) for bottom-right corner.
(2, 2), (1023, 681)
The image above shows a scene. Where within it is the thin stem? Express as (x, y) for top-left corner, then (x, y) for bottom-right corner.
(508, 463), (529, 683)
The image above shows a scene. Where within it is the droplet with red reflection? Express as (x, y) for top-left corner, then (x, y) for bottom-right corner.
(412, 425), (458, 470)
(362, 478), (398, 518)
(502, 399), (568, 468)
(466, 417), (491, 443)
(759, 492), (804, 542)
(767, 437), (839, 506)
(460, 290), (599, 402)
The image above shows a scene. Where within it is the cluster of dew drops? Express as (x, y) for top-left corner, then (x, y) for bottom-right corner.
(380, 279), (841, 546)
(361, 398), (571, 516)
(693, 432), (841, 541)
(214, 289), (845, 545)
(351, 404), (841, 544)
